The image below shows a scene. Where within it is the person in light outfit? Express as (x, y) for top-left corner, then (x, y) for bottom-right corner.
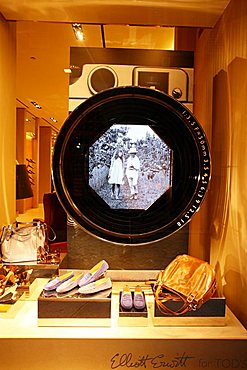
(126, 147), (140, 200)
(108, 149), (124, 199)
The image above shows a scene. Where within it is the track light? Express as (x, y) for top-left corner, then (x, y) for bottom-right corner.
(72, 23), (85, 41)
(31, 101), (42, 109)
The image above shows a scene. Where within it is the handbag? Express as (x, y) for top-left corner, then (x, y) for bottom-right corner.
(153, 254), (217, 316)
(0, 221), (47, 263)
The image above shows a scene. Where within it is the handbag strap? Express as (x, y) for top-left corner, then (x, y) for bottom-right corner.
(46, 225), (56, 242)
(3, 221), (46, 239)
(0, 225), (13, 243)
(154, 283), (196, 316)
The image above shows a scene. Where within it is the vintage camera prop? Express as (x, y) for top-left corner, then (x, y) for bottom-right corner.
(69, 64), (193, 112)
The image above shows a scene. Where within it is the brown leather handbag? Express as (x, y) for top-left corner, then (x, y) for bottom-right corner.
(154, 254), (217, 315)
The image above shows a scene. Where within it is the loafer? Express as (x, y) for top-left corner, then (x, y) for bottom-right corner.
(56, 272), (84, 293)
(133, 285), (145, 310)
(78, 277), (112, 294)
(120, 285), (133, 310)
(78, 260), (109, 287)
(43, 271), (74, 291)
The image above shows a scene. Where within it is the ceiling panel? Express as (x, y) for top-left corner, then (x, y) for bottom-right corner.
(0, 1), (231, 27)
(104, 25), (174, 49)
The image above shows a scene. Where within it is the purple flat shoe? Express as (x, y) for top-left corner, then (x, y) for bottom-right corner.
(78, 277), (112, 294)
(56, 272), (84, 293)
(120, 285), (133, 310)
(43, 271), (74, 291)
(133, 285), (145, 310)
(78, 260), (109, 287)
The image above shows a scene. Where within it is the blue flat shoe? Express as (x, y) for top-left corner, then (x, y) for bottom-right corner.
(43, 271), (74, 291)
(120, 285), (133, 310)
(78, 260), (109, 287)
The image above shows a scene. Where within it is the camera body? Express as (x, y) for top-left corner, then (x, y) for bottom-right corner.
(69, 64), (193, 112)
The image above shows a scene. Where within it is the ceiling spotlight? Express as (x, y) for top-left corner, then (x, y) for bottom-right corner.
(64, 65), (82, 74)
(31, 101), (42, 109)
(72, 23), (85, 41)
(64, 68), (72, 74)
(50, 117), (57, 123)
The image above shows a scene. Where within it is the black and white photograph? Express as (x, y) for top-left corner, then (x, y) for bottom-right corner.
(89, 124), (173, 209)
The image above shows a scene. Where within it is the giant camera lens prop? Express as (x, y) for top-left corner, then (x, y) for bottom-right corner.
(53, 86), (211, 245)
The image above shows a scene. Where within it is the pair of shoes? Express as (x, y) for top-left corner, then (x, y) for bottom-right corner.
(120, 285), (146, 310)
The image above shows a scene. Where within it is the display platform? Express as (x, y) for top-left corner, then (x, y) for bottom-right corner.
(38, 287), (112, 327)
(0, 284), (24, 317)
(2, 253), (67, 278)
(0, 278), (246, 370)
(118, 288), (148, 327)
(153, 293), (226, 327)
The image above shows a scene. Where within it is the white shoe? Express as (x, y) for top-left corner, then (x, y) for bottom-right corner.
(56, 272), (84, 293)
(78, 277), (112, 294)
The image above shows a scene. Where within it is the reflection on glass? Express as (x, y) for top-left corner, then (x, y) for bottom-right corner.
(89, 124), (173, 210)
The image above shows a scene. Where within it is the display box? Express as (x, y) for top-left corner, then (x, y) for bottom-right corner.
(0, 287), (24, 318)
(152, 294), (226, 326)
(118, 291), (148, 327)
(38, 287), (112, 327)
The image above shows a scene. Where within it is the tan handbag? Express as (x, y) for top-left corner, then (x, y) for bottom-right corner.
(154, 254), (217, 316)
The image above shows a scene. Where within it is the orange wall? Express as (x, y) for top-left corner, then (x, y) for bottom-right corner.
(190, 0), (247, 328)
(0, 15), (16, 227)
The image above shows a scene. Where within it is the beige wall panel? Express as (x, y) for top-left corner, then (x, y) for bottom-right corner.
(0, 16), (16, 227)
(190, 0), (247, 328)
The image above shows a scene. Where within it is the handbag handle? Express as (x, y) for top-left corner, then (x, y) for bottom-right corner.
(1, 221), (46, 241)
(46, 225), (56, 242)
(154, 284), (193, 316)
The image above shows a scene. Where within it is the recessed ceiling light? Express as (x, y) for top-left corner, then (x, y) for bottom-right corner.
(64, 68), (72, 74)
(72, 23), (85, 41)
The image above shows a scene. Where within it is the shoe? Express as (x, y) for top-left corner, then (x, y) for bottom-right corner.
(0, 292), (14, 303)
(78, 260), (109, 287)
(56, 272), (84, 293)
(120, 285), (133, 310)
(134, 194), (138, 200)
(133, 285), (145, 310)
(78, 277), (112, 294)
(43, 271), (74, 291)
(0, 271), (15, 296)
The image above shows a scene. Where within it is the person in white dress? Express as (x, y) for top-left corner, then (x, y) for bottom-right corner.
(108, 149), (124, 199)
(126, 147), (140, 200)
